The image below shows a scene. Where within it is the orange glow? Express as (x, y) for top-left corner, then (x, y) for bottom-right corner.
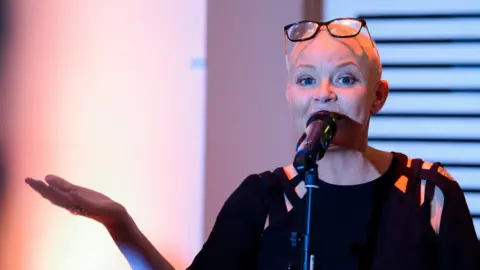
(1, 1), (206, 269)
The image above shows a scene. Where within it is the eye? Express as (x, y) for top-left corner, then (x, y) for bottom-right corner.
(335, 74), (358, 86)
(296, 75), (316, 87)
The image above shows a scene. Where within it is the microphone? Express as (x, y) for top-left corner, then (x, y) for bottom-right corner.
(293, 111), (337, 173)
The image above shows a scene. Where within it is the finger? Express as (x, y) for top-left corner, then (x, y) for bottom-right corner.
(45, 174), (76, 192)
(48, 184), (76, 207)
(26, 177), (49, 193)
(25, 177), (40, 186)
(26, 178), (75, 208)
(25, 178), (57, 201)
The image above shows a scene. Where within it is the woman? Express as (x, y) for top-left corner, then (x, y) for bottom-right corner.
(26, 18), (479, 270)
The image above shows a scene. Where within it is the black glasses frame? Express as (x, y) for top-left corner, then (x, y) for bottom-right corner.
(284, 17), (371, 42)
(283, 17), (377, 57)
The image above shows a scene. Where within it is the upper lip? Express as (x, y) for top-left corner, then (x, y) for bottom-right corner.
(311, 110), (345, 119)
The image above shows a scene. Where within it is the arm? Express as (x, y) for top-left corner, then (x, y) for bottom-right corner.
(435, 175), (480, 270)
(25, 176), (175, 270)
(106, 173), (266, 270)
(106, 212), (175, 270)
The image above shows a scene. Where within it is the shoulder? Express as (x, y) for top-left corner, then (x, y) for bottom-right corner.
(417, 159), (465, 203)
(223, 168), (284, 207)
(214, 168), (285, 230)
(393, 153), (458, 192)
(394, 153), (464, 234)
(394, 153), (462, 199)
(235, 167), (283, 193)
(420, 160), (457, 186)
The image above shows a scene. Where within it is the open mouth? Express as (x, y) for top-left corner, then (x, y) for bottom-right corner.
(330, 112), (350, 123)
(307, 110), (348, 124)
(327, 111), (347, 120)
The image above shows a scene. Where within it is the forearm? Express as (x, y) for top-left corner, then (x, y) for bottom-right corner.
(106, 214), (175, 270)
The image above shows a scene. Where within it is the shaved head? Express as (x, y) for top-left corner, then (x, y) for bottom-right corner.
(286, 25), (382, 88)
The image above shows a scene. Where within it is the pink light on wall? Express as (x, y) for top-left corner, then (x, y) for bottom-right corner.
(0, 1), (206, 269)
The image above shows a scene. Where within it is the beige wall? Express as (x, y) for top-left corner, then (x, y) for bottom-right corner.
(204, 0), (306, 237)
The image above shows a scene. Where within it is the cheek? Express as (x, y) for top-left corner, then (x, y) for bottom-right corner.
(338, 89), (371, 124)
(287, 88), (311, 115)
(287, 88), (312, 130)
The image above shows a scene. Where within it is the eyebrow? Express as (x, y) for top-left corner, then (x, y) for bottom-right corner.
(336, 61), (360, 69)
(296, 64), (316, 69)
(296, 61), (360, 70)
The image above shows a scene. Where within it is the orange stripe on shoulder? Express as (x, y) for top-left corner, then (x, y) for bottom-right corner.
(437, 166), (455, 181)
(394, 157), (455, 194)
(394, 175), (408, 193)
(422, 161), (455, 181)
(394, 157), (412, 193)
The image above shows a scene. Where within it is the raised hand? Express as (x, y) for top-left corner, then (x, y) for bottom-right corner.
(25, 175), (127, 227)
(26, 175), (176, 270)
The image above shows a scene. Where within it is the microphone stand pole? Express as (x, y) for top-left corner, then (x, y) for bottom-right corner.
(292, 146), (320, 270)
(302, 163), (319, 270)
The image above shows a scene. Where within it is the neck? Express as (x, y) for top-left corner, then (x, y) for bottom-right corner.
(315, 146), (392, 185)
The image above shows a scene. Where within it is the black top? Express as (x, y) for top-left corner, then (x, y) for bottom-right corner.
(188, 152), (479, 270)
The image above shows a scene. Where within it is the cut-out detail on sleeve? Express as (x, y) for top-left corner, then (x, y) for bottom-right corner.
(394, 158), (451, 235)
(284, 194), (293, 212)
(430, 185), (444, 235)
(394, 175), (408, 193)
(264, 166), (306, 231)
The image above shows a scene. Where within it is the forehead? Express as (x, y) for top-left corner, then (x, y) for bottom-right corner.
(288, 27), (374, 69)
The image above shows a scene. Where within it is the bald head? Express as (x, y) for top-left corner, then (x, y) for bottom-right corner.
(286, 25), (382, 87)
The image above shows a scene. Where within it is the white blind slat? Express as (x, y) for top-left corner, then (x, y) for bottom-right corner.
(369, 117), (480, 138)
(379, 44), (480, 64)
(369, 141), (480, 164)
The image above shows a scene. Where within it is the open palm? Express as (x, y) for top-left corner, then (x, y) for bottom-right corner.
(25, 175), (126, 227)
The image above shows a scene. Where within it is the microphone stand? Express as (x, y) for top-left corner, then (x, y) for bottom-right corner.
(290, 111), (337, 270)
(292, 147), (320, 270)
(302, 163), (319, 270)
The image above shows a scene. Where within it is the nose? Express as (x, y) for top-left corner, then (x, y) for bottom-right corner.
(313, 79), (337, 103)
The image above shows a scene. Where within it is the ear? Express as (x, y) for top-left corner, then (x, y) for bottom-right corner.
(371, 80), (389, 115)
